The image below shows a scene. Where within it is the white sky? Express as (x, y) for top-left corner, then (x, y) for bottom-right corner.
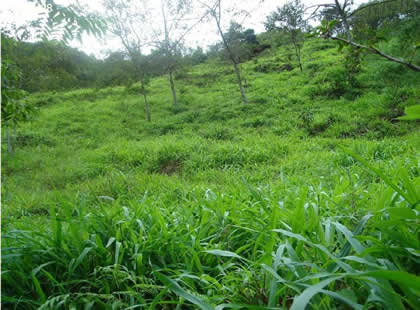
(0, 0), (366, 58)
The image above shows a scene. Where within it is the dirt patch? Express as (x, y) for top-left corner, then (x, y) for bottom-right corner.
(159, 159), (183, 175)
(254, 63), (293, 73)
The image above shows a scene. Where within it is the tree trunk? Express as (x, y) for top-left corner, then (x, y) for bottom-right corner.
(213, 12), (248, 105)
(143, 93), (151, 122)
(161, 0), (178, 107)
(232, 62), (248, 105)
(168, 70), (178, 107)
(293, 36), (303, 72)
(13, 124), (17, 144)
(6, 125), (13, 153)
(297, 50), (303, 72)
(141, 83), (151, 122)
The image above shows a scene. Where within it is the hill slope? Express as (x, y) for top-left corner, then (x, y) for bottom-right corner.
(2, 38), (420, 309)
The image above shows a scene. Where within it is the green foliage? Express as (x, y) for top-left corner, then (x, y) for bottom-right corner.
(187, 47), (208, 65)
(217, 22), (260, 63)
(265, 0), (307, 71)
(0, 35), (169, 92)
(1, 58), (35, 126)
(343, 46), (363, 89)
(28, 0), (107, 43)
(1, 0), (107, 94)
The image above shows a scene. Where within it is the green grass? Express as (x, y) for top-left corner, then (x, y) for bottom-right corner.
(2, 38), (420, 309)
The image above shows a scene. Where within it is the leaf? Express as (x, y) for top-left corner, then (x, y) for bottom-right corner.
(290, 276), (344, 310)
(387, 207), (418, 220)
(204, 250), (246, 261)
(97, 195), (115, 201)
(273, 229), (354, 273)
(69, 247), (92, 274)
(342, 256), (382, 269)
(268, 244), (286, 307)
(327, 214), (371, 273)
(328, 20), (339, 30)
(340, 148), (415, 207)
(333, 221), (364, 254)
(31, 262), (54, 304)
(156, 273), (214, 310)
(318, 288), (363, 310)
(32, 261), (55, 276)
(106, 237), (116, 248)
(32, 272), (46, 303)
(363, 270), (420, 294)
(115, 241), (121, 265)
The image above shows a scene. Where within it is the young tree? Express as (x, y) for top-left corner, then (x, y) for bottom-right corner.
(158, 0), (185, 107)
(265, 0), (307, 72)
(189, 46), (208, 65)
(103, 0), (153, 121)
(148, 0), (207, 107)
(1, 56), (35, 153)
(220, 22), (259, 63)
(200, 0), (249, 105)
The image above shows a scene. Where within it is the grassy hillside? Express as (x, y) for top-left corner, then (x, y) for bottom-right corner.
(2, 38), (420, 309)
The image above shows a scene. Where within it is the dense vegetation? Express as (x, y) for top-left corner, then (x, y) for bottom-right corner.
(1, 35), (214, 93)
(1, 0), (420, 309)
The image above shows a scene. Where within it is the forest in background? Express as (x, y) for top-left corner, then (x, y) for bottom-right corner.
(2, 0), (419, 93)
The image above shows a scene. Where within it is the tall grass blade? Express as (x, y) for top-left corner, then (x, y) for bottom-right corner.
(290, 275), (344, 310)
(156, 273), (214, 310)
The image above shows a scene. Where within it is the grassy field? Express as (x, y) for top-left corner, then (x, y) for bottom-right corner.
(2, 39), (420, 309)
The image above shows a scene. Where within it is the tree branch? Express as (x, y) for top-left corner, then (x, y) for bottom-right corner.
(329, 35), (420, 72)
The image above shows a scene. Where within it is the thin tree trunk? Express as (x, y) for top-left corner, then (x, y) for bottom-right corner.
(293, 35), (303, 72)
(6, 125), (12, 153)
(213, 12), (248, 105)
(13, 124), (17, 144)
(296, 48), (303, 72)
(168, 70), (178, 107)
(161, 0), (178, 107)
(232, 62), (248, 105)
(143, 93), (151, 122)
(141, 83), (151, 122)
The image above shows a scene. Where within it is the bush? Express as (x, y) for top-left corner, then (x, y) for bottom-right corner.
(253, 62), (293, 73)
(310, 67), (361, 99)
(201, 126), (233, 140)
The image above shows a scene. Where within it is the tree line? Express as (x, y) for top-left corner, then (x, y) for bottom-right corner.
(1, 22), (263, 93)
(2, 0), (420, 140)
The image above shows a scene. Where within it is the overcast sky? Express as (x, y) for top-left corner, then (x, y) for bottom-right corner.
(1, 0), (366, 58)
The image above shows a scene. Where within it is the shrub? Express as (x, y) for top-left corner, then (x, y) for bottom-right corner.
(201, 126), (233, 140)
